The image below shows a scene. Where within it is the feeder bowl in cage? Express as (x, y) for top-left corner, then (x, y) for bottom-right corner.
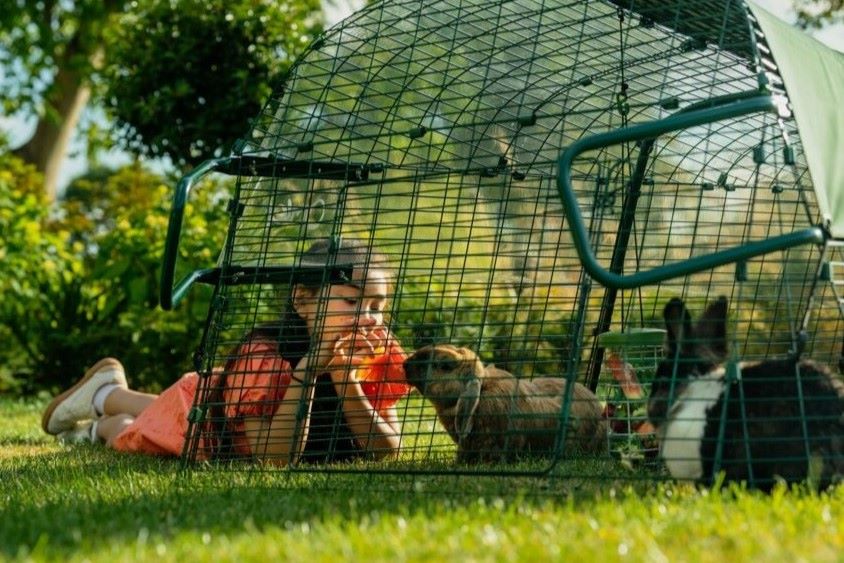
(597, 329), (665, 466)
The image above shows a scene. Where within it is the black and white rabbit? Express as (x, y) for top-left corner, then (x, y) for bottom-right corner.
(648, 296), (844, 490)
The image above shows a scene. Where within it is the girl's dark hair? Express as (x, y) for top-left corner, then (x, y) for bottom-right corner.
(208, 237), (392, 460)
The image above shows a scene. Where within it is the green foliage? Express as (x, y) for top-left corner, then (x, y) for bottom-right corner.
(2, 0), (321, 202)
(102, 0), (322, 168)
(0, 152), (76, 391)
(0, 0), (125, 116)
(0, 153), (229, 394)
(794, 0), (843, 29)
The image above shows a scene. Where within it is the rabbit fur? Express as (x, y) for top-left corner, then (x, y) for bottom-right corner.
(404, 344), (607, 463)
(648, 296), (844, 490)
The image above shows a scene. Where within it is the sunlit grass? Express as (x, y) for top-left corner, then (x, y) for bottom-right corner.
(2, 397), (843, 562)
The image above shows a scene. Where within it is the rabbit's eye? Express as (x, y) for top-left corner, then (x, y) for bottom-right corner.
(435, 358), (458, 372)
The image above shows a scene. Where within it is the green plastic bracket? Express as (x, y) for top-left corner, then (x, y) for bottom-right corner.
(187, 406), (207, 424)
(556, 94), (826, 290)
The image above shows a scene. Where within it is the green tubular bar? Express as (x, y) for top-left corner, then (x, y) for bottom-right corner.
(160, 155), (373, 310)
(556, 95), (827, 290)
(160, 157), (230, 311)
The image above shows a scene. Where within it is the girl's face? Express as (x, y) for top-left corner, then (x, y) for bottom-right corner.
(293, 269), (389, 345)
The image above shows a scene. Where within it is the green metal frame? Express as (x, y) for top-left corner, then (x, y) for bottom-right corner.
(556, 94), (827, 291)
(160, 157), (227, 311)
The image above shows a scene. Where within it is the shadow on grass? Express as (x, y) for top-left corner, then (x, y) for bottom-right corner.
(1, 445), (669, 558)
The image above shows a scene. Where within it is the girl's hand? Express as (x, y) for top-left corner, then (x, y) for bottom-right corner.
(327, 330), (374, 369)
(365, 326), (391, 355)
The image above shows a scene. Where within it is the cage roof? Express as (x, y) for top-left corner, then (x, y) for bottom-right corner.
(748, 1), (844, 237)
(239, 0), (840, 236)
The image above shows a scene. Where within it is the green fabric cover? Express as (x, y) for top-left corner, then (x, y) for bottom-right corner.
(748, 1), (844, 237)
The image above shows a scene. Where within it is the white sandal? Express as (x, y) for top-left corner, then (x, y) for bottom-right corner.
(42, 358), (127, 435)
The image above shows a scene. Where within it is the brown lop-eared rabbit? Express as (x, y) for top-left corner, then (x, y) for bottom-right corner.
(404, 344), (608, 463)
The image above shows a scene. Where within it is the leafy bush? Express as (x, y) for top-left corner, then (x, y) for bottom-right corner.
(102, 0), (321, 168)
(0, 153), (230, 394)
(0, 153), (75, 392)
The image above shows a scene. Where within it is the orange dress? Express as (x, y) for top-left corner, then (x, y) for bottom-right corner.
(111, 339), (410, 458)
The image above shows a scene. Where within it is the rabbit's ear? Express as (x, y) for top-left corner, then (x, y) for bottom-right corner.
(695, 296), (728, 361)
(455, 378), (481, 442)
(663, 298), (693, 351)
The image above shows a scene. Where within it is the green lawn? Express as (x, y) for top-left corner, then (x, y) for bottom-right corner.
(2, 397), (843, 562)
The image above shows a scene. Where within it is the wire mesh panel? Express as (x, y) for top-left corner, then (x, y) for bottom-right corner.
(168, 0), (844, 486)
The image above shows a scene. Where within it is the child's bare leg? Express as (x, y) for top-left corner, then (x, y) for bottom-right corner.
(102, 388), (157, 418)
(97, 414), (135, 447)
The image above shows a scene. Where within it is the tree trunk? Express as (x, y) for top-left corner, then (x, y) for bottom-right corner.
(11, 0), (117, 202)
(13, 62), (91, 202)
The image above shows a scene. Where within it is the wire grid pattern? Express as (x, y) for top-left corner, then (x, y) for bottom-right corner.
(178, 0), (843, 482)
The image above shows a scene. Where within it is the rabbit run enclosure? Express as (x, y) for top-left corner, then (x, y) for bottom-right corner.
(161, 0), (844, 488)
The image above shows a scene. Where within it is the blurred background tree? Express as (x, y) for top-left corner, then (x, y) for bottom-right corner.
(0, 0), (322, 394)
(101, 0), (321, 168)
(2, 1), (125, 202)
(1, 0), (321, 200)
(794, 0), (843, 27)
